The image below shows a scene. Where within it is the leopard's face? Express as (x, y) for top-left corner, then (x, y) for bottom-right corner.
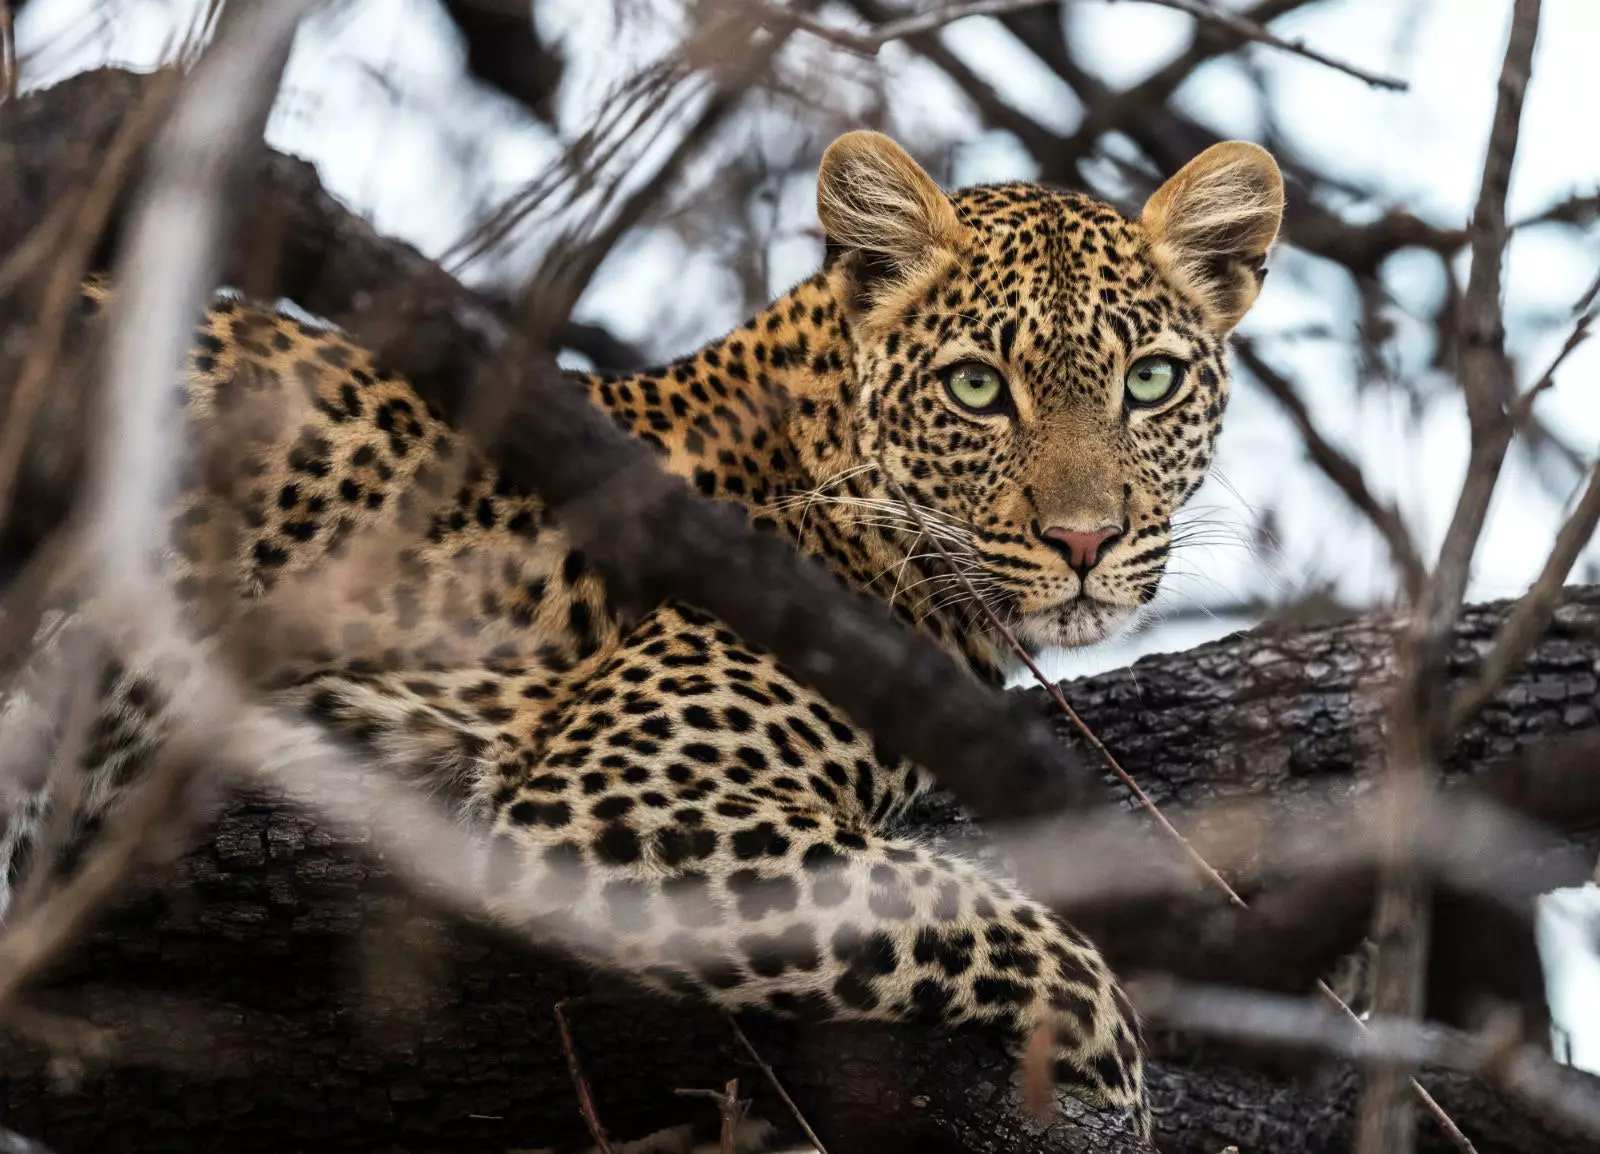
(818, 134), (1282, 655)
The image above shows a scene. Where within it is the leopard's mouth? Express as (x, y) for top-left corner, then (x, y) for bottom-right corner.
(1012, 595), (1137, 651)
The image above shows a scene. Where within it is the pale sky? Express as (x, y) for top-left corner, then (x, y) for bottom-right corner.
(16, 0), (1600, 1071)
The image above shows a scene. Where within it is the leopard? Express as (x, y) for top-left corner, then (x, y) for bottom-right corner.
(0, 129), (1283, 1145)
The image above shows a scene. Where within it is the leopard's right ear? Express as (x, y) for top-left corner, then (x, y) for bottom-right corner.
(817, 131), (966, 310)
(1141, 141), (1284, 333)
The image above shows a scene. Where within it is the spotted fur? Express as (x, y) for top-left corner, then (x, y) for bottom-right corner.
(0, 132), (1283, 1141)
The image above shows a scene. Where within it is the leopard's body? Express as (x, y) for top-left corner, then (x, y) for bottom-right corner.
(0, 132), (1283, 1142)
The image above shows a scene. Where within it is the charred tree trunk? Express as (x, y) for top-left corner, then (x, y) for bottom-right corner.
(0, 587), (1595, 1154)
(3, 68), (1599, 1154)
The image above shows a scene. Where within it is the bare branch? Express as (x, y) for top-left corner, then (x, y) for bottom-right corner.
(769, 0), (1406, 88)
(0, 72), (176, 536)
(1119, 0), (1408, 90)
(1449, 460), (1600, 731)
(1360, 5), (1543, 1152)
(0, 0), (15, 104)
(0, 0), (317, 1039)
(1135, 980), (1600, 1140)
(1235, 338), (1427, 601)
(1423, 0), (1544, 637)
(761, 0), (1057, 54)
(554, 999), (616, 1154)
(1510, 264), (1600, 423)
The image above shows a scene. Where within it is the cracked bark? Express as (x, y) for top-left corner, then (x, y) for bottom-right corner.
(1, 589), (1596, 1154)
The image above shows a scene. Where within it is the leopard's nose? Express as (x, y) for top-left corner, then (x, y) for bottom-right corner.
(1038, 524), (1122, 574)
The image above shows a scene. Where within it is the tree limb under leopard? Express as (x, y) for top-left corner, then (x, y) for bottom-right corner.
(1, 589), (1597, 1154)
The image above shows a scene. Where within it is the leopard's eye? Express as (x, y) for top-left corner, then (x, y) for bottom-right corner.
(942, 361), (1007, 413)
(1125, 355), (1184, 407)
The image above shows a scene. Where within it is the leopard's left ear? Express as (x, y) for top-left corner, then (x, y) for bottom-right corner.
(1141, 141), (1284, 333)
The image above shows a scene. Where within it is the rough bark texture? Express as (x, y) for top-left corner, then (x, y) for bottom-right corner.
(1, 589), (1597, 1154)
(3, 66), (1600, 1154)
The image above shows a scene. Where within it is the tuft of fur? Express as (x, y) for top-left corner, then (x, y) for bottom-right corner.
(1140, 140), (1284, 331)
(815, 130), (966, 312)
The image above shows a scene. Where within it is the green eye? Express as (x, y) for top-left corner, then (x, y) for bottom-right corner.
(943, 361), (1007, 412)
(1125, 355), (1183, 407)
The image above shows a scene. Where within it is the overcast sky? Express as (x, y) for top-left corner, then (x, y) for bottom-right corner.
(17, 0), (1600, 1070)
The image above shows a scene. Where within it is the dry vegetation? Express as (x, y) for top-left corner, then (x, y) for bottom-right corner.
(0, 2), (1598, 1153)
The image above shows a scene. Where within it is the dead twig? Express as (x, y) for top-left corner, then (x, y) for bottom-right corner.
(724, 1012), (831, 1154)
(553, 999), (615, 1154)
(1509, 264), (1600, 424)
(0, 0), (16, 104)
(0, 735), (201, 1023)
(1235, 339), (1427, 601)
(1358, 5), (1543, 1153)
(674, 1079), (747, 1154)
(1021, 1020), (1054, 1121)
(1124, 0), (1407, 90)
(0, 0), (317, 1033)
(766, 0), (1406, 88)
(1449, 459), (1600, 731)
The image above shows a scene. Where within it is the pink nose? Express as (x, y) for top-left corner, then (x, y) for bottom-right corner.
(1041, 524), (1121, 572)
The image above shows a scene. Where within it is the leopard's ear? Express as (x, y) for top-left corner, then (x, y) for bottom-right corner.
(817, 131), (965, 309)
(1141, 141), (1284, 333)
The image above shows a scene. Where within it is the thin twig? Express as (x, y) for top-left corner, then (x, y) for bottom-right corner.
(1448, 459), (1600, 731)
(761, 0), (1055, 53)
(674, 1079), (746, 1154)
(553, 1000), (615, 1154)
(1509, 264), (1600, 424)
(0, 0), (16, 104)
(1235, 339), (1427, 602)
(883, 468), (1245, 904)
(764, 0), (1406, 88)
(1122, 0), (1407, 90)
(724, 1013), (831, 1154)
(1021, 1021), (1054, 1121)
(1316, 979), (1483, 1154)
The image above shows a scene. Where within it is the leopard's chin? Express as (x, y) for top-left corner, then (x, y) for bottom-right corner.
(1013, 597), (1138, 652)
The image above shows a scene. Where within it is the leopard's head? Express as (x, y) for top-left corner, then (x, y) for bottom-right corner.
(817, 131), (1283, 651)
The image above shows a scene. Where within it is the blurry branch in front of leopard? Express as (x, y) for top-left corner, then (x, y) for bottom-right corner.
(0, 0), (321, 1025)
(0, 0), (16, 103)
(441, 0), (798, 350)
(1128, 978), (1600, 1140)
(1358, 4), (1543, 1153)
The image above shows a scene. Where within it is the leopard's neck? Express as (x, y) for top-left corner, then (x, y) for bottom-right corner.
(577, 271), (1011, 686)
